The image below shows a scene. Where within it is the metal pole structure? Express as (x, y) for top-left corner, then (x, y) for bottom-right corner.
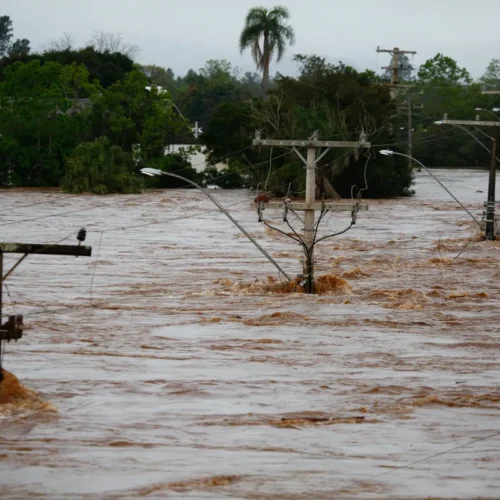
(485, 131), (497, 239)
(141, 169), (291, 281)
(482, 90), (500, 240)
(304, 144), (317, 293)
(435, 117), (500, 238)
(379, 150), (482, 229)
(407, 92), (413, 170)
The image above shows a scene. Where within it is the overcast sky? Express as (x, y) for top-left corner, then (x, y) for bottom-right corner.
(3, 0), (498, 79)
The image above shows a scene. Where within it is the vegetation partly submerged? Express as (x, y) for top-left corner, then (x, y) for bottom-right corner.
(0, 10), (498, 196)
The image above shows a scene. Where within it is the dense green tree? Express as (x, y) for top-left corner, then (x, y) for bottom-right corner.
(199, 59), (239, 83)
(175, 69), (243, 130)
(202, 101), (257, 162)
(0, 60), (90, 186)
(62, 137), (141, 194)
(200, 54), (411, 197)
(239, 5), (295, 90)
(418, 53), (472, 85)
(0, 15), (31, 57)
(91, 69), (188, 162)
(410, 53), (488, 167)
(0, 15), (13, 55)
(480, 58), (500, 90)
(8, 38), (30, 56)
(0, 47), (134, 88)
(144, 152), (200, 189)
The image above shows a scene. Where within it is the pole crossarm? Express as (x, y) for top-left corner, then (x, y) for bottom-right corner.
(253, 202), (369, 212)
(482, 91), (500, 95)
(1, 240), (93, 379)
(0, 243), (92, 256)
(253, 139), (371, 149)
(376, 47), (416, 55)
(440, 120), (500, 127)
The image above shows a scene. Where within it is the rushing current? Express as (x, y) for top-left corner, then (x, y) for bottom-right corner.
(0, 169), (499, 499)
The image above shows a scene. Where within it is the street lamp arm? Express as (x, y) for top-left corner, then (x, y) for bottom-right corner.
(379, 151), (482, 228)
(141, 169), (291, 281)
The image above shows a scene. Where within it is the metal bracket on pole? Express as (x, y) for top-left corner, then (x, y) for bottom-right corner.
(292, 147), (308, 167)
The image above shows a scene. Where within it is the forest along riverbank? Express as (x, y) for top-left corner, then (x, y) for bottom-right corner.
(1, 169), (499, 499)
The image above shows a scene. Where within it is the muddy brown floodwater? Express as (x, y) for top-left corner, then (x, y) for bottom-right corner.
(0, 169), (499, 500)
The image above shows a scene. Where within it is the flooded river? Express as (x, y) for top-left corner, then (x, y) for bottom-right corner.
(1, 169), (499, 499)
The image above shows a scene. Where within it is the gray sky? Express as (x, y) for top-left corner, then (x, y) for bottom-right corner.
(3, 0), (499, 79)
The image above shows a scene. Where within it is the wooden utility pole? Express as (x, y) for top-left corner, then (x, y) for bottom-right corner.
(377, 46), (417, 97)
(399, 89), (424, 170)
(253, 131), (370, 292)
(0, 242), (92, 381)
(439, 118), (500, 240)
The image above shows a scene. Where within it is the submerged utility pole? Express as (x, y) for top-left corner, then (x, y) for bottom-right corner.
(438, 116), (500, 240)
(253, 131), (370, 293)
(0, 241), (92, 382)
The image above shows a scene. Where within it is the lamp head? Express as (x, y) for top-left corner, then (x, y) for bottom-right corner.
(434, 121), (443, 125)
(493, 108), (500, 112)
(140, 167), (164, 177)
(379, 149), (394, 156)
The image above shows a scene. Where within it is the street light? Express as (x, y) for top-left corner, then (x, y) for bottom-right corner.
(379, 150), (481, 228)
(140, 168), (291, 280)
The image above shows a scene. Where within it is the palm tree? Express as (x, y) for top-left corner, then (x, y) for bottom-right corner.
(239, 6), (295, 91)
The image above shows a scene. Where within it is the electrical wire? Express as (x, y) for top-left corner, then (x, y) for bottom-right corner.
(313, 222), (355, 246)
(373, 430), (500, 480)
(263, 220), (302, 244)
(0, 120), (487, 230)
(0, 194), (83, 215)
(1, 233), (75, 282)
(0, 147), (289, 229)
(95, 150), (300, 234)
(351, 153), (372, 199)
(264, 147), (273, 191)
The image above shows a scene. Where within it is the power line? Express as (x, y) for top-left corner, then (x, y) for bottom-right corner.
(0, 148), (293, 229)
(374, 430), (500, 479)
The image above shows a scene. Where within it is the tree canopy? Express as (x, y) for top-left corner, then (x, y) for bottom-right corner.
(0, 10), (497, 195)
